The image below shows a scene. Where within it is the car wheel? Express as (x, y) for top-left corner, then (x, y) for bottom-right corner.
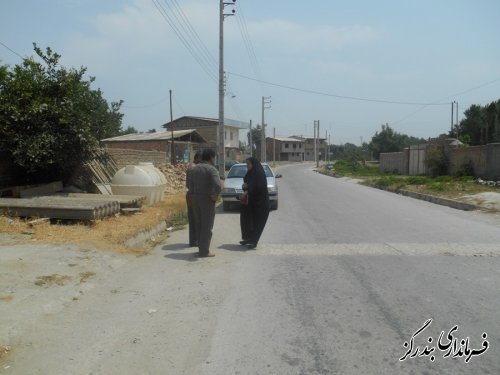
(223, 202), (231, 211)
(271, 201), (278, 210)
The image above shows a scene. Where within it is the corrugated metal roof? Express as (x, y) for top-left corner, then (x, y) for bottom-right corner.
(269, 137), (304, 142)
(164, 116), (249, 129)
(102, 129), (204, 142)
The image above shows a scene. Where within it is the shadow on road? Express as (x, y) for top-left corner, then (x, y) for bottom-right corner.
(161, 243), (190, 251)
(218, 243), (255, 252)
(164, 252), (199, 262)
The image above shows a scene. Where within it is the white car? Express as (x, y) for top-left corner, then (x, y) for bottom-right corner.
(221, 163), (281, 211)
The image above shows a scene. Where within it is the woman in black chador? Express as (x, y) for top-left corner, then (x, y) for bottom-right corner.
(240, 157), (269, 249)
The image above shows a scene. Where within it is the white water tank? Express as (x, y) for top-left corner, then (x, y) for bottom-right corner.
(111, 164), (166, 205)
(138, 162), (167, 201)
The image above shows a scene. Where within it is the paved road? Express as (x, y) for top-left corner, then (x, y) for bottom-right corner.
(3, 163), (500, 374)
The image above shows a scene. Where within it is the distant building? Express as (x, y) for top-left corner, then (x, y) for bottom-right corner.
(290, 135), (327, 161)
(101, 129), (206, 163)
(265, 137), (305, 162)
(163, 116), (248, 161)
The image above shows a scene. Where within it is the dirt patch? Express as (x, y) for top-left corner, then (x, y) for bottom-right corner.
(78, 271), (96, 284)
(0, 294), (13, 301)
(0, 345), (10, 359)
(34, 274), (72, 287)
(0, 192), (188, 254)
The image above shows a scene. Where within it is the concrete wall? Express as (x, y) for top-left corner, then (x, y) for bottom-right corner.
(447, 143), (500, 179)
(380, 143), (500, 179)
(409, 145), (427, 175)
(379, 150), (409, 174)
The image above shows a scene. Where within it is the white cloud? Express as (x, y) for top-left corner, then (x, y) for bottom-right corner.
(239, 19), (378, 54)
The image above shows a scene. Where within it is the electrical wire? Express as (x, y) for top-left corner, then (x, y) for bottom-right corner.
(0, 41), (25, 59)
(227, 71), (451, 106)
(151, 0), (218, 82)
(162, 0), (218, 73)
(235, 2), (266, 95)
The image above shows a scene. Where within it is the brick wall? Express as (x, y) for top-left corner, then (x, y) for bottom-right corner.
(105, 148), (167, 169)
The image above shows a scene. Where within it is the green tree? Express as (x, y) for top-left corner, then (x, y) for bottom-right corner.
(120, 126), (139, 135)
(456, 100), (500, 145)
(368, 124), (425, 159)
(0, 44), (124, 184)
(247, 124), (262, 158)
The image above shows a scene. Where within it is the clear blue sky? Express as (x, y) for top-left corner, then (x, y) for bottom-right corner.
(1, 0), (499, 145)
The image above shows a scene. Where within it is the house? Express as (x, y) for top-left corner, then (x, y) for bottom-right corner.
(163, 116), (248, 161)
(101, 129), (207, 163)
(265, 137), (305, 162)
(290, 135), (328, 161)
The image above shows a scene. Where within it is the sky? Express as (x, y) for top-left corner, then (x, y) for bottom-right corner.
(1, 0), (500, 145)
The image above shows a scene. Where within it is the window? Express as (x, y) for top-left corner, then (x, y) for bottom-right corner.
(285, 143), (289, 148)
(225, 131), (227, 140)
(299, 144), (302, 148)
(293, 143), (297, 148)
(230, 132), (233, 140)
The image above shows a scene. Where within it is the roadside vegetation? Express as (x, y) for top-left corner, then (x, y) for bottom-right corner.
(322, 157), (498, 199)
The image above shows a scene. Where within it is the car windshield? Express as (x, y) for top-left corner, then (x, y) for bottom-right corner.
(227, 165), (247, 178)
(227, 164), (274, 178)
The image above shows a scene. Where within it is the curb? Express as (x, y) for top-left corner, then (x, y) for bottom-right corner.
(373, 185), (481, 211)
(125, 221), (169, 248)
(396, 189), (480, 211)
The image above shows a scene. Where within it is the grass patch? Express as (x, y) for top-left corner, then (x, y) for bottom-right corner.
(329, 158), (381, 177)
(321, 159), (497, 199)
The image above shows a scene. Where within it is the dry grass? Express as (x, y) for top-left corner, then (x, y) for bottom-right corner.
(0, 192), (188, 254)
(79, 271), (96, 284)
(0, 294), (13, 301)
(34, 274), (72, 287)
(0, 345), (10, 359)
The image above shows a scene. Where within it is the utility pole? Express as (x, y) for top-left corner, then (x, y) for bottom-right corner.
(169, 89), (175, 165)
(218, 0), (236, 178)
(249, 120), (252, 157)
(314, 120), (320, 168)
(273, 127), (276, 166)
(451, 101), (455, 135)
(261, 96), (271, 162)
(328, 133), (331, 162)
(455, 101), (459, 139)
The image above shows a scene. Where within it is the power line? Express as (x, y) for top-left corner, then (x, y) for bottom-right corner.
(0, 41), (25, 59)
(393, 77), (500, 125)
(163, 0), (218, 73)
(151, 0), (217, 82)
(235, 2), (266, 95)
(226, 71), (451, 106)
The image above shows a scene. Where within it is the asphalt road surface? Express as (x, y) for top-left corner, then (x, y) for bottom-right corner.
(3, 163), (500, 374)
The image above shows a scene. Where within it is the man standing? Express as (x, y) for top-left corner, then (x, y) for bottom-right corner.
(188, 149), (221, 257)
(186, 151), (201, 247)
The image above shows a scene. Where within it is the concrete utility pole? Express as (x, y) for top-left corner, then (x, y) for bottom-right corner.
(328, 133), (331, 162)
(451, 101), (455, 135)
(273, 128), (276, 166)
(218, 0), (236, 178)
(261, 96), (271, 162)
(314, 120), (320, 168)
(169, 89), (175, 165)
(249, 120), (252, 157)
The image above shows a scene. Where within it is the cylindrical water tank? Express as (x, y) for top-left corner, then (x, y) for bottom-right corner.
(138, 162), (167, 201)
(111, 164), (165, 205)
